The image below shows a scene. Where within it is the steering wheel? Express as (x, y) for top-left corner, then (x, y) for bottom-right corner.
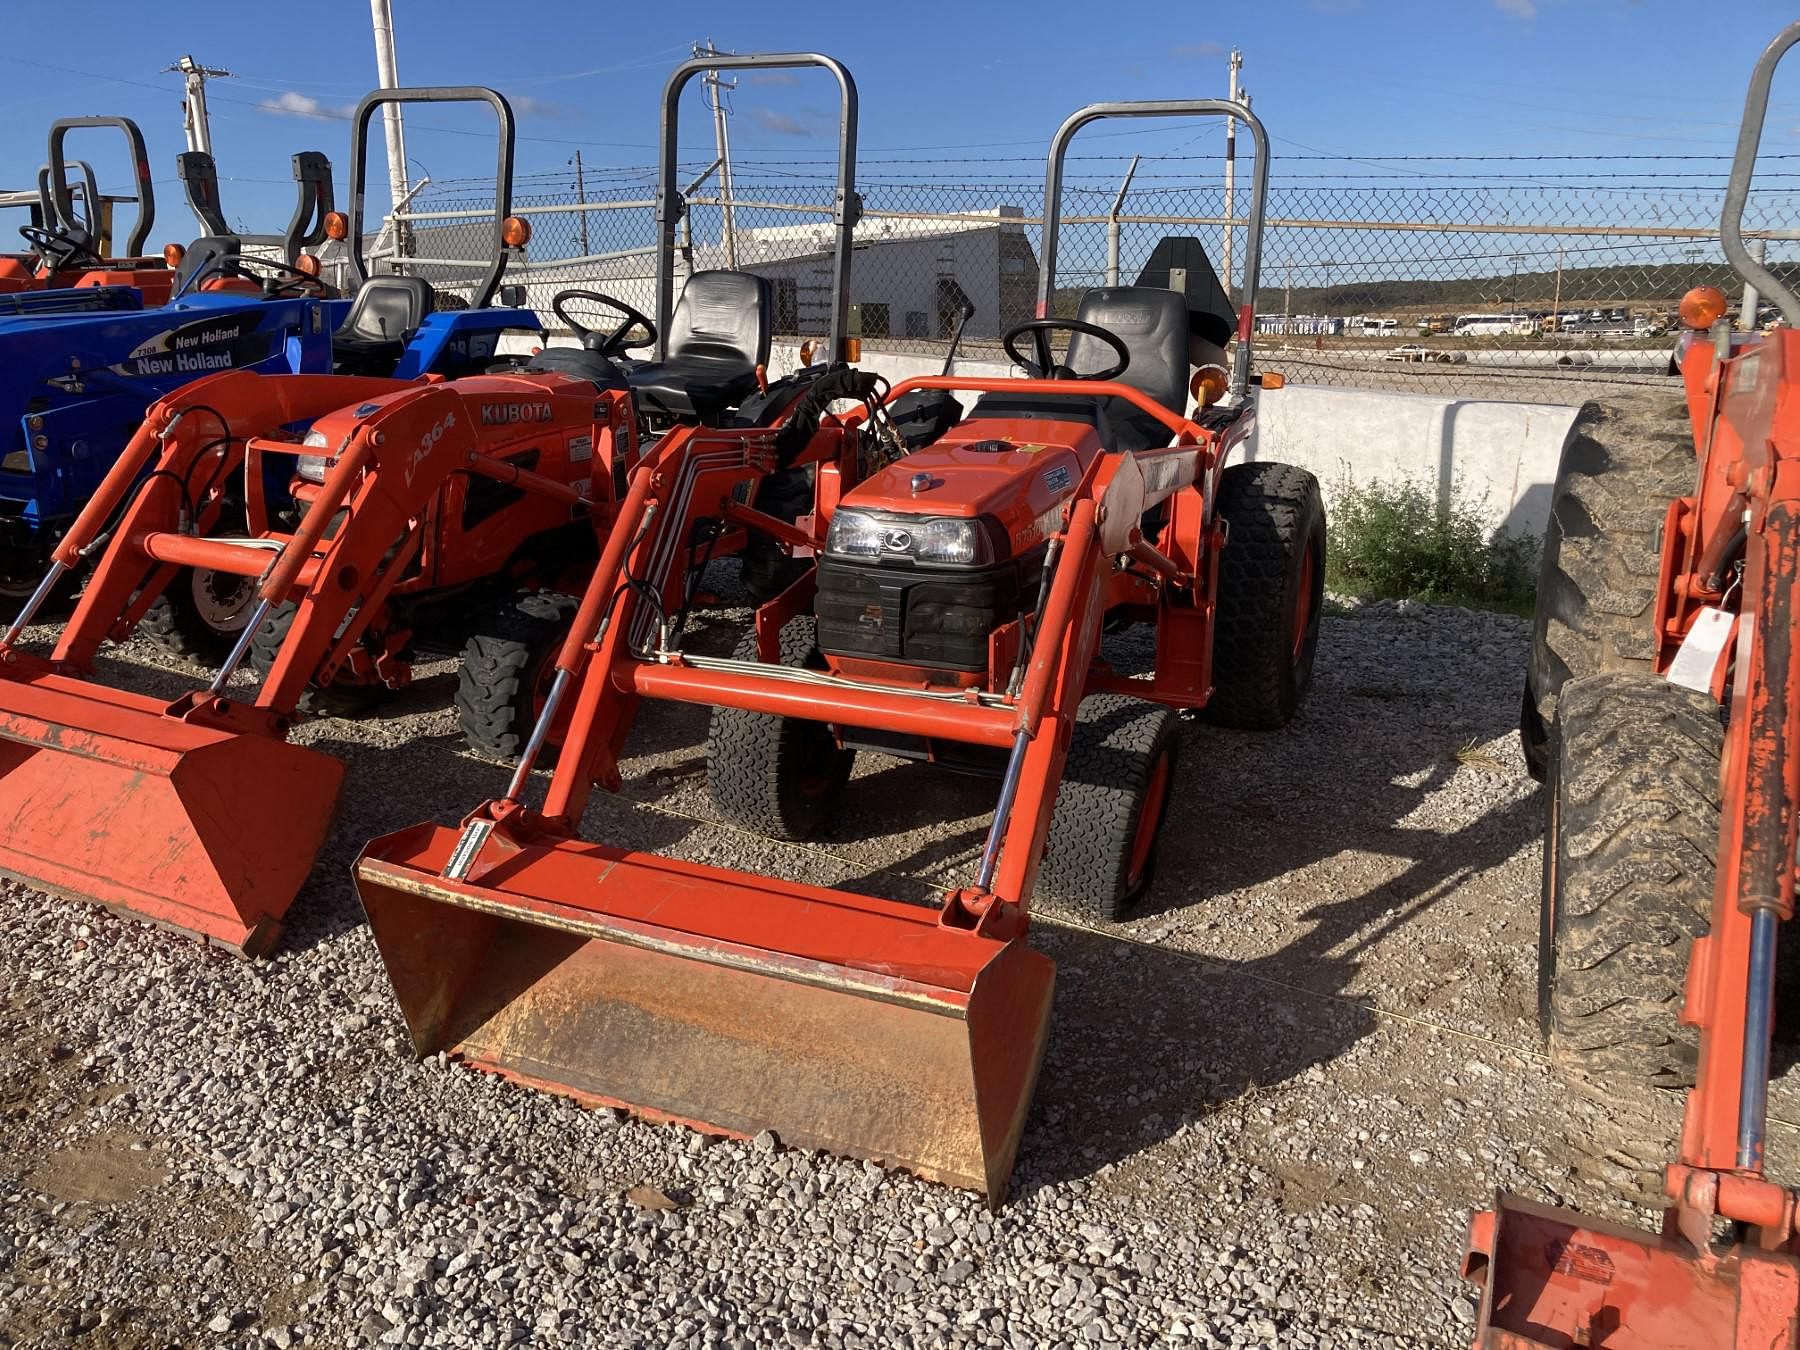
(19, 223), (100, 270)
(218, 253), (332, 298)
(1002, 318), (1131, 382)
(553, 289), (657, 358)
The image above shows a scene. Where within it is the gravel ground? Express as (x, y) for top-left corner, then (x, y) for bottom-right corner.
(1, 584), (1789, 1349)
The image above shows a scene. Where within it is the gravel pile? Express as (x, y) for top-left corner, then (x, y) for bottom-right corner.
(1, 591), (1779, 1348)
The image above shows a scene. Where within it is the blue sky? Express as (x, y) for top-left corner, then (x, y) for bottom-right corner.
(4, 0), (1799, 238)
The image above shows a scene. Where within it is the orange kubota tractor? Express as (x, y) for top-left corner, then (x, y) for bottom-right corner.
(0, 68), (838, 957)
(352, 94), (1324, 1203)
(1463, 22), (1800, 1345)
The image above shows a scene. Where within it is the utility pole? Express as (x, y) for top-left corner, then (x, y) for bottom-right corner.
(369, 0), (412, 260)
(1550, 245), (1564, 333)
(1222, 49), (1243, 298)
(695, 39), (738, 269)
(570, 151), (590, 256)
(165, 55), (232, 156)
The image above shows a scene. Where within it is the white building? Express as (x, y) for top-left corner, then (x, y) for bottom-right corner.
(381, 206), (1041, 346)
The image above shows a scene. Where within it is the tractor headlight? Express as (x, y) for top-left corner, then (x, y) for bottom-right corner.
(825, 509), (991, 567)
(824, 509), (886, 558)
(296, 428), (330, 485)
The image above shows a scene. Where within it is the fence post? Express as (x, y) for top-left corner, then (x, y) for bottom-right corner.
(1741, 237), (1767, 330)
(1106, 155), (1139, 287)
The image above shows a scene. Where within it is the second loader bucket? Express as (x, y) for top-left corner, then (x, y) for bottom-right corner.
(355, 822), (1055, 1201)
(0, 671), (345, 955)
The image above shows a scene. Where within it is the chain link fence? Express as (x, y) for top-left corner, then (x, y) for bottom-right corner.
(357, 153), (1800, 405)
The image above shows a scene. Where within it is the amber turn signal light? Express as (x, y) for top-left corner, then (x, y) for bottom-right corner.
(1190, 365), (1229, 407)
(501, 216), (532, 248)
(323, 211), (350, 242)
(1680, 285), (1728, 330)
(161, 242), (186, 268)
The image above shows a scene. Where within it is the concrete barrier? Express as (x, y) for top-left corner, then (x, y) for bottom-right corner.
(1238, 384), (1581, 539)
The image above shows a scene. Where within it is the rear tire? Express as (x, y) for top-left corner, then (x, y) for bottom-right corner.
(706, 617), (853, 841)
(1206, 461), (1326, 730)
(1522, 395), (1694, 780)
(140, 565), (259, 665)
(248, 600), (393, 718)
(1037, 694), (1181, 920)
(456, 591), (579, 762)
(1542, 672), (1720, 1090)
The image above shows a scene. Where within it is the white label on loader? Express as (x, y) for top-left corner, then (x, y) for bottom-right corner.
(1667, 606), (1734, 693)
(443, 819), (495, 881)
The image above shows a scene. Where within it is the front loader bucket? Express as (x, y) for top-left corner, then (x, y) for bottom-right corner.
(1462, 1193), (1800, 1347)
(355, 823), (1055, 1201)
(0, 673), (345, 955)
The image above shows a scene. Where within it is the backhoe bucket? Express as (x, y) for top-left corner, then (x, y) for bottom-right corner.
(1462, 1193), (1800, 1347)
(0, 672), (344, 954)
(355, 822), (1055, 1200)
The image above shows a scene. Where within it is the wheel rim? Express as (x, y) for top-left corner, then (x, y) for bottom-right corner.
(1126, 751), (1173, 886)
(1291, 540), (1318, 664)
(190, 567), (257, 634)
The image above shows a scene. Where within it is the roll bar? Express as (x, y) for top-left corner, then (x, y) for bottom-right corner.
(655, 53), (859, 363)
(345, 86), (515, 307)
(1038, 100), (1269, 398)
(34, 160), (101, 239)
(1722, 21), (1800, 329)
(285, 152), (336, 264)
(46, 116), (154, 257)
(178, 151), (230, 236)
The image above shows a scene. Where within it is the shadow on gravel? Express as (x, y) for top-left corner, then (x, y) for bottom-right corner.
(1009, 920), (1378, 1195)
(275, 721), (709, 956)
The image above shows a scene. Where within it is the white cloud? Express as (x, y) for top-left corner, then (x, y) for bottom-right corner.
(509, 93), (573, 119)
(752, 108), (814, 137)
(1494, 0), (1537, 18)
(256, 91), (353, 120)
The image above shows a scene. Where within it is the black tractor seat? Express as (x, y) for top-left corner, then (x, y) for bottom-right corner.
(973, 286), (1191, 454)
(173, 234), (242, 292)
(626, 270), (772, 424)
(333, 275), (435, 376)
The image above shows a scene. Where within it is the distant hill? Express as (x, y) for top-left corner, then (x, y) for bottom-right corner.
(1057, 260), (1800, 319)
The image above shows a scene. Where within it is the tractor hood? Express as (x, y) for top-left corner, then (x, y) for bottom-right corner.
(842, 417), (1093, 551)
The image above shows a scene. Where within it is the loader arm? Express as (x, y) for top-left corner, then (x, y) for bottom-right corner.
(352, 386), (1213, 1199)
(0, 369), (610, 957)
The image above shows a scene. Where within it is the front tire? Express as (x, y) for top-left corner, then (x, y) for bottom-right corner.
(248, 600), (393, 717)
(140, 565), (259, 665)
(456, 591), (579, 763)
(1037, 694), (1181, 920)
(706, 617), (853, 841)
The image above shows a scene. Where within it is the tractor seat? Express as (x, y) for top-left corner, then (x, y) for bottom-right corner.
(625, 270), (772, 424)
(973, 287), (1191, 454)
(173, 235), (241, 292)
(332, 275), (435, 376)
(524, 344), (630, 391)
